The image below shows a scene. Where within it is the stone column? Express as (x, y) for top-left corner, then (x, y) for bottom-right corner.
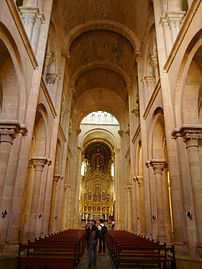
(125, 185), (132, 231)
(49, 174), (60, 233)
(138, 176), (145, 235)
(134, 177), (141, 234)
(150, 159), (167, 241)
(114, 148), (121, 229)
(28, 157), (47, 237)
(160, 10), (185, 56)
(0, 123), (24, 203)
(162, 169), (172, 241)
(62, 183), (70, 230)
(135, 54), (152, 238)
(173, 127), (202, 247)
(19, 2), (45, 53)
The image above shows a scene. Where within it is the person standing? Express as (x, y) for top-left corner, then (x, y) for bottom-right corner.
(98, 219), (107, 253)
(87, 219), (98, 267)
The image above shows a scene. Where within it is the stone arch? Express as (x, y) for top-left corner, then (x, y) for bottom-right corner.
(73, 89), (126, 130)
(54, 138), (62, 175)
(136, 141), (143, 177)
(63, 20), (140, 57)
(0, 22), (26, 122)
(148, 107), (166, 160)
(70, 61), (131, 93)
(82, 129), (116, 152)
(30, 104), (48, 157)
(175, 31), (202, 126)
(142, 23), (159, 104)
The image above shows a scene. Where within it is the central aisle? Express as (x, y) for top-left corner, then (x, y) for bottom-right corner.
(79, 248), (114, 269)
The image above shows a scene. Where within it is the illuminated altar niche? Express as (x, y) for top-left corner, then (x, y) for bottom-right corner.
(80, 142), (114, 220)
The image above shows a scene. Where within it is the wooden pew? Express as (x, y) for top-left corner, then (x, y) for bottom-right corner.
(18, 229), (86, 269)
(106, 231), (175, 269)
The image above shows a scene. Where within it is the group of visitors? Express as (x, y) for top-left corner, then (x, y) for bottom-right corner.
(85, 219), (107, 267)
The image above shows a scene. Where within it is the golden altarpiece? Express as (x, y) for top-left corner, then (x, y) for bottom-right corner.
(80, 142), (114, 221)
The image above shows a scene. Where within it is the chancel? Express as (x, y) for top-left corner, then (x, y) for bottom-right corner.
(0, 0), (201, 268)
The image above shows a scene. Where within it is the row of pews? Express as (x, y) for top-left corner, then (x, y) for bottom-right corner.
(18, 229), (86, 269)
(106, 231), (176, 269)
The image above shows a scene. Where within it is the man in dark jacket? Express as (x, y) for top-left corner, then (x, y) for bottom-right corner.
(87, 219), (98, 267)
(98, 219), (107, 253)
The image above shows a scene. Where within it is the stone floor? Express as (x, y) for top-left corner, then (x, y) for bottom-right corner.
(79, 248), (114, 269)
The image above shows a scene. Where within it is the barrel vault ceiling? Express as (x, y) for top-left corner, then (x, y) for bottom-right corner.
(52, 0), (152, 122)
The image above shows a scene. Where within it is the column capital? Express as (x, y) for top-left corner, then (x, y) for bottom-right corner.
(0, 121), (27, 144)
(150, 159), (167, 175)
(135, 52), (142, 64)
(64, 183), (72, 190)
(133, 176), (143, 186)
(53, 174), (61, 183)
(30, 157), (48, 171)
(172, 126), (202, 148)
(131, 108), (140, 117)
(75, 128), (81, 135)
(46, 73), (59, 86)
(118, 130), (123, 137)
(125, 185), (132, 192)
(165, 10), (186, 23)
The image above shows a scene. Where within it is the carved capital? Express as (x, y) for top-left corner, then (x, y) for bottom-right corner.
(118, 130), (123, 137)
(172, 126), (202, 148)
(150, 159), (166, 175)
(30, 157), (48, 172)
(135, 52), (142, 64)
(53, 174), (61, 183)
(64, 183), (72, 190)
(125, 185), (132, 192)
(0, 122), (27, 144)
(133, 176), (143, 187)
(131, 108), (140, 117)
(46, 73), (58, 86)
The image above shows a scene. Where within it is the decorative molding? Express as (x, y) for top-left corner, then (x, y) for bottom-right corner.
(164, 0), (201, 72)
(6, 0), (38, 69)
(40, 77), (57, 118)
(143, 79), (161, 119)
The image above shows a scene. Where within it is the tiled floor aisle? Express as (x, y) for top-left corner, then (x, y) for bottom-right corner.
(79, 248), (114, 269)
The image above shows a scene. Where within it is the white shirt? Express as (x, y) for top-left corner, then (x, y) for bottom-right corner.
(98, 223), (104, 231)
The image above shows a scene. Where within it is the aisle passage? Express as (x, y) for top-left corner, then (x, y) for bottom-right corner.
(79, 249), (113, 269)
